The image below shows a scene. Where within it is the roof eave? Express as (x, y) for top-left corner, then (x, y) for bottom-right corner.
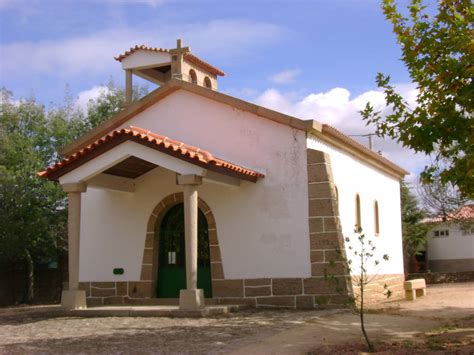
(59, 79), (321, 157)
(58, 79), (406, 180)
(311, 125), (408, 180)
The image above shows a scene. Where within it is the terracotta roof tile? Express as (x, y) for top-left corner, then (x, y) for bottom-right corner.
(38, 126), (264, 182)
(423, 204), (474, 224)
(114, 45), (169, 62)
(183, 53), (225, 76)
(114, 45), (225, 76)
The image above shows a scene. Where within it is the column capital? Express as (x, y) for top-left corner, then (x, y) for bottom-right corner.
(176, 174), (202, 186)
(62, 182), (87, 193)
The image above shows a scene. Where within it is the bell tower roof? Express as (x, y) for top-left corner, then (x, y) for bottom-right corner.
(115, 39), (224, 94)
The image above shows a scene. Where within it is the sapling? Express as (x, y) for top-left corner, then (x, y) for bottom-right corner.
(345, 228), (391, 352)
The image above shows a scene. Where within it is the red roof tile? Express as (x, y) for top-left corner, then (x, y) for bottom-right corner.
(114, 45), (169, 62)
(38, 126), (264, 182)
(423, 204), (474, 224)
(184, 53), (225, 76)
(114, 45), (225, 76)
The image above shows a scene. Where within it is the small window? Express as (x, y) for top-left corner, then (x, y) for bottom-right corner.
(433, 230), (449, 238)
(374, 200), (380, 236)
(355, 194), (362, 232)
(189, 69), (197, 84)
(204, 76), (212, 89)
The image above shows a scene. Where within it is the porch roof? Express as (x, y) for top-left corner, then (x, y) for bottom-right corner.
(38, 126), (265, 182)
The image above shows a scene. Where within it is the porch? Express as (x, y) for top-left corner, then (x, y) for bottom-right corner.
(39, 126), (264, 311)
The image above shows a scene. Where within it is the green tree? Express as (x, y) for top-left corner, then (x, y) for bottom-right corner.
(0, 82), (147, 303)
(0, 90), (77, 302)
(361, 0), (473, 198)
(85, 80), (148, 129)
(400, 180), (428, 269)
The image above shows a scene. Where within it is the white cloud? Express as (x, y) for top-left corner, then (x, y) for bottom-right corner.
(269, 69), (301, 84)
(75, 85), (109, 114)
(1, 20), (286, 79)
(254, 84), (430, 179)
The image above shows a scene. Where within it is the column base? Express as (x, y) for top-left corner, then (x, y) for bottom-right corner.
(61, 290), (87, 309)
(179, 289), (205, 310)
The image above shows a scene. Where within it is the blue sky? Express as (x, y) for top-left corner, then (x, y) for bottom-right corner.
(0, 0), (429, 178)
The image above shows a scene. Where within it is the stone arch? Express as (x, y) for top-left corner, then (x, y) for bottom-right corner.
(140, 192), (223, 298)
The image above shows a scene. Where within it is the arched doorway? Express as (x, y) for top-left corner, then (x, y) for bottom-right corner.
(156, 203), (212, 298)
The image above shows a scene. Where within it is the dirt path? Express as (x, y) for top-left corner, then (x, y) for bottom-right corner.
(233, 282), (474, 354)
(0, 283), (473, 354)
(231, 312), (470, 354)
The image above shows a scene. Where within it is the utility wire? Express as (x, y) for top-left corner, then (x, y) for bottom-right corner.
(348, 133), (377, 150)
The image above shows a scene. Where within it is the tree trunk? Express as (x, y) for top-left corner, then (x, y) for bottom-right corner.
(24, 250), (34, 303)
(360, 281), (374, 352)
(359, 249), (374, 352)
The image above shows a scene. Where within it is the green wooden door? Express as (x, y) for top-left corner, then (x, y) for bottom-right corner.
(156, 203), (212, 298)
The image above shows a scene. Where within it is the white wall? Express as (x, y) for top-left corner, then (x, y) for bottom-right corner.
(307, 135), (405, 276)
(427, 223), (474, 260)
(78, 90), (311, 281)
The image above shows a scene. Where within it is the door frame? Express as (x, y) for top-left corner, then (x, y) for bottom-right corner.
(138, 192), (224, 298)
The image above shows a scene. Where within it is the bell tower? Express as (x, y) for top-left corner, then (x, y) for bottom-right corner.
(115, 39), (225, 105)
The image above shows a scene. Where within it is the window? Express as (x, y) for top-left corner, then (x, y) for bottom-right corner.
(355, 194), (362, 232)
(189, 69), (197, 84)
(374, 200), (380, 236)
(433, 229), (449, 238)
(204, 76), (212, 89)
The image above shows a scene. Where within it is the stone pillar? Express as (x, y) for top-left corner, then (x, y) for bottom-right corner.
(125, 69), (133, 105)
(61, 182), (87, 309)
(176, 174), (204, 310)
(184, 184), (198, 290)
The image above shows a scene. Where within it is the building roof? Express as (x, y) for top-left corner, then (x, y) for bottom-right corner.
(320, 125), (408, 178)
(114, 45), (225, 76)
(422, 204), (474, 224)
(38, 126), (265, 182)
(183, 53), (225, 76)
(114, 45), (169, 61)
(58, 79), (408, 179)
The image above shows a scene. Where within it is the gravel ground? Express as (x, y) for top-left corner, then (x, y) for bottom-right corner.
(0, 308), (337, 354)
(0, 283), (473, 354)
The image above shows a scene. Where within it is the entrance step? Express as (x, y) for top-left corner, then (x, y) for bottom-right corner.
(123, 298), (218, 306)
(65, 304), (247, 318)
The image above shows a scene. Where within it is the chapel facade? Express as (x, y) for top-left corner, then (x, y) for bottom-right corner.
(40, 40), (407, 310)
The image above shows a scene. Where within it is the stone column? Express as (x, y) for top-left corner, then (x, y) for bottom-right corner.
(177, 174), (204, 310)
(125, 69), (133, 105)
(184, 184), (198, 290)
(61, 182), (87, 309)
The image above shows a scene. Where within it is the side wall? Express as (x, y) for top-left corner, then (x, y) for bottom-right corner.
(427, 223), (474, 272)
(307, 135), (405, 302)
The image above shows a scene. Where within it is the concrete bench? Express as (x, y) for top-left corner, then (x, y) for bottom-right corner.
(404, 279), (426, 301)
